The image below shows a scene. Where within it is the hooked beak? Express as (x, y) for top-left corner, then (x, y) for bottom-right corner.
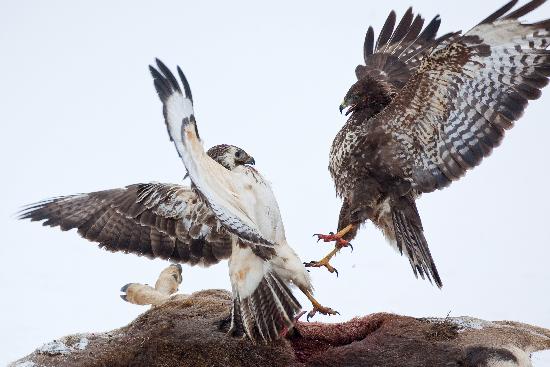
(339, 100), (349, 115)
(245, 156), (256, 165)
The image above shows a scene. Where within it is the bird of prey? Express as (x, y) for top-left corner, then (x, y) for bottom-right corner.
(306, 0), (550, 286)
(20, 59), (336, 343)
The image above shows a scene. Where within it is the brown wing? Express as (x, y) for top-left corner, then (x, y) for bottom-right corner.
(355, 7), (456, 90)
(18, 183), (232, 266)
(368, 0), (550, 193)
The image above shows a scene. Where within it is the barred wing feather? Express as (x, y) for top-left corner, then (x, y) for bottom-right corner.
(370, 0), (550, 193)
(18, 183), (232, 266)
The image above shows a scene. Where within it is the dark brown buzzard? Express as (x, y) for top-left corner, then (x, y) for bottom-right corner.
(306, 0), (550, 287)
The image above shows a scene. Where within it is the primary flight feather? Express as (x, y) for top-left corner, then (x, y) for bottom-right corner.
(149, 60), (337, 341)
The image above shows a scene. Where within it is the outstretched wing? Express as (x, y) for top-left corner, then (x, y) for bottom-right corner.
(150, 60), (302, 342)
(149, 59), (276, 247)
(370, 0), (550, 193)
(18, 183), (232, 266)
(355, 7), (456, 90)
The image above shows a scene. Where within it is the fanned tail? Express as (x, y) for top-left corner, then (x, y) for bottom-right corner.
(230, 270), (301, 343)
(391, 197), (442, 288)
(229, 242), (302, 343)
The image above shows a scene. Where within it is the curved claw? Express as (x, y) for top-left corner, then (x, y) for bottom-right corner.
(294, 310), (307, 322)
(313, 232), (337, 243)
(304, 260), (339, 276)
(347, 242), (354, 252)
(306, 306), (339, 321)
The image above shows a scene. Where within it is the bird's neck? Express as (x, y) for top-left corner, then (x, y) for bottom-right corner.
(351, 81), (396, 123)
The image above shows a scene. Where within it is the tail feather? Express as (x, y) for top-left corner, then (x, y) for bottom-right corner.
(230, 271), (301, 343)
(391, 198), (442, 288)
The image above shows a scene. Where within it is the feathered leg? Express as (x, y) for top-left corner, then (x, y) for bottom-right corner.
(120, 264), (183, 306)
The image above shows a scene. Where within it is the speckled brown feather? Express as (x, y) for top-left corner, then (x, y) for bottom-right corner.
(18, 140), (260, 267)
(19, 183), (232, 266)
(330, 1), (550, 287)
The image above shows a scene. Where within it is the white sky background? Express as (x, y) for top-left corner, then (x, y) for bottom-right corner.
(1, 0), (550, 364)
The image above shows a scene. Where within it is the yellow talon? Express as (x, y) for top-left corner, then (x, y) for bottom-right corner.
(307, 224), (356, 276)
(298, 286), (339, 321)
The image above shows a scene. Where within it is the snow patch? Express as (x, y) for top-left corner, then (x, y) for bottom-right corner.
(14, 362), (38, 367)
(37, 340), (72, 355)
(36, 335), (90, 356)
(450, 316), (492, 331)
(75, 337), (89, 350)
(422, 316), (493, 332)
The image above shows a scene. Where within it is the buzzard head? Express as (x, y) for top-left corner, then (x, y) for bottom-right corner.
(340, 75), (396, 118)
(207, 144), (255, 170)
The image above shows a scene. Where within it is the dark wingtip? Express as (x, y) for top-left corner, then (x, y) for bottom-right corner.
(154, 58), (168, 73)
(375, 10), (397, 51)
(150, 58), (190, 104)
(505, 0), (546, 20)
(15, 207), (31, 220)
(120, 283), (132, 292)
(156, 59), (182, 94)
(150, 64), (171, 101)
(363, 26), (375, 61)
(433, 270), (443, 289)
(120, 294), (128, 302)
(418, 14), (441, 41)
(177, 66), (193, 104)
(479, 0), (518, 24)
(388, 8), (415, 48)
(478, 0), (547, 24)
(15, 198), (56, 221)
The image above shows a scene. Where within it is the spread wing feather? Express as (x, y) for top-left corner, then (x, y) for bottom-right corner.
(356, 7), (456, 90)
(370, 0), (550, 193)
(150, 60), (302, 343)
(149, 59), (276, 247)
(18, 183), (232, 266)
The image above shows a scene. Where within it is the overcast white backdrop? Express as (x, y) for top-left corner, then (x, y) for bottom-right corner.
(1, 0), (549, 365)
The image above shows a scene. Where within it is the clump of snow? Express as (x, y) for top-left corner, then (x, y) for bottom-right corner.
(14, 362), (38, 367)
(37, 340), (72, 355)
(75, 337), (89, 350)
(422, 316), (493, 332)
(35, 335), (91, 356)
(448, 316), (492, 331)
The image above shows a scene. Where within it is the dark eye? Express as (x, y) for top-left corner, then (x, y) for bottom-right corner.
(235, 151), (242, 158)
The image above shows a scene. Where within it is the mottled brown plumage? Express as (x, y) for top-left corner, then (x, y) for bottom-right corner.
(18, 145), (255, 267)
(322, 0), (550, 287)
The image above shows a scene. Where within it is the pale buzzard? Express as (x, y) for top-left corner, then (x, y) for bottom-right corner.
(306, 0), (550, 287)
(20, 59), (336, 343)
